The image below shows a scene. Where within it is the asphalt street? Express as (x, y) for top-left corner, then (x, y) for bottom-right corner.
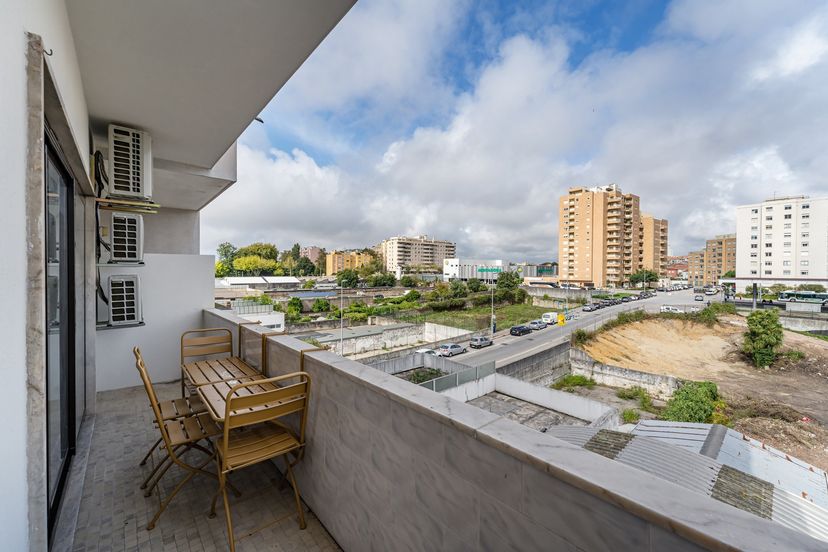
(453, 288), (715, 368)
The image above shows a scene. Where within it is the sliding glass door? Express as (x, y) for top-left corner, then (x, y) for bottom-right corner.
(45, 130), (75, 533)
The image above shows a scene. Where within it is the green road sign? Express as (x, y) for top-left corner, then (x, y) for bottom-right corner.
(477, 267), (502, 273)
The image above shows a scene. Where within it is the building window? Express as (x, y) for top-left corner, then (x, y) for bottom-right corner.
(801, 271), (809, 276)
(801, 260), (809, 266)
(765, 252), (772, 257)
(764, 270), (772, 275)
(750, 244), (758, 249)
(783, 242), (791, 247)
(765, 234), (772, 239)
(784, 214), (791, 219)
(751, 270), (757, 275)
(783, 261), (791, 266)
(784, 205), (791, 210)
(750, 252), (757, 258)
(764, 261), (772, 266)
(802, 213), (810, 219)
(783, 270), (791, 275)
(751, 208), (759, 214)
(765, 206), (773, 211)
(751, 235), (758, 240)
(765, 225), (772, 230)
(751, 226), (758, 231)
(784, 223), (791, 229)
(784, 233), (791, 238)
(802, 242), (809, 248)
(802, 203), (809, 209)
(765, 243), (772, 248)
(802, 232), (809, 238)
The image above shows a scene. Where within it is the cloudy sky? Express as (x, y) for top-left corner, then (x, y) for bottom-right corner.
(201, 0), (828, 262)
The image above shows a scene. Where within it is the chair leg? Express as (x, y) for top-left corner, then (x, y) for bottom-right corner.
(139, 437), (162, 466)
(141, 451), (173, 492)
(147, 467), (197, 531)
(219, 470), (236, 552)
(283, 456), (306, 530)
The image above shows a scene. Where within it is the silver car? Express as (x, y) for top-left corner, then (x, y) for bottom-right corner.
(470, 336), (493, 348)
(528, 320), (547, 330)
(438, 343), (466, 357)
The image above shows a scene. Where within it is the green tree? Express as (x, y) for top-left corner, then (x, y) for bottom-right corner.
(296, 256), (316, 276)
(496, 271), (521, 291)
(368, 272), (396, 287)
(232, 255), (277, 276)
(722, 270), (735, 278)
(742, 310), (784, 367)
(450, 280), (468, 298)
(302, 279), (316, 289)
(467, 278), (485, 293)
(427, 282), (452, 301)
(769, 283), (789, 296)
(214, 260), (231, 278)
(336, 269), (359, 288)
(287, 297), (303, 312)
(282, 256), (297, 276)
(235, 242), (279, 261)
(405, 289), (421, 301)
(311, 298), (331, 312)
(400, 275), (418, 288)
(291, 243), (301, 260)
(797, 283), (826, 293)
(216, 242), (237, 264)
(630, 269), (659, 287)
(315, 248), (327, 276)
(357, 257), (384, 278)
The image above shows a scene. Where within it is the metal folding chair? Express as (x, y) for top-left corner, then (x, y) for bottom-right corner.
(209, 372), (312, 552)
(134, 347), (225, 530)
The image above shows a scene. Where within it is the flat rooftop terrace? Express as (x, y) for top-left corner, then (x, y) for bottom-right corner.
(469, 392), (588, 431)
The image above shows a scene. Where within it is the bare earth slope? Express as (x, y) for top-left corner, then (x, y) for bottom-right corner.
(582, 316), (828, 425)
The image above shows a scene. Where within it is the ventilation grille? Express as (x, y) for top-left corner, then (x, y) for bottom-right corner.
(110, 213), (143, 262)
(110, 126), (143, 195)
(109, 275), (141, 325)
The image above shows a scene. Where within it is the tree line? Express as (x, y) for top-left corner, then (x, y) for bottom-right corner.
(214, 241), (324, 277)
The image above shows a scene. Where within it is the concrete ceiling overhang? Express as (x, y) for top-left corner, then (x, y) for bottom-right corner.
(67, 0), (355, 169)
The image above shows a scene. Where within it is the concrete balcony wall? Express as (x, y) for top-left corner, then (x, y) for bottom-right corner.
(203, 309), (824, 551)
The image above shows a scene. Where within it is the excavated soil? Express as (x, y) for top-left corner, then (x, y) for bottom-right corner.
(582, 315), (828, 425)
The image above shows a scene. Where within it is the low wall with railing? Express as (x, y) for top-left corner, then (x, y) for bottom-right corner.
(203, 308), (822, 552)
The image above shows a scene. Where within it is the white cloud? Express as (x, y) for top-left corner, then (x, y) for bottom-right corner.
(203, 1), (828, 262)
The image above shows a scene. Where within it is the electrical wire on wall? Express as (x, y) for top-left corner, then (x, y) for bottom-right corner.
(93, 151), (109, 311)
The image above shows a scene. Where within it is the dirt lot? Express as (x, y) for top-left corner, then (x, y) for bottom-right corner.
(581, 315), (828, 470)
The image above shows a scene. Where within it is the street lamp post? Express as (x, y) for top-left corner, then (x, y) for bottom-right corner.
(339, 283), (344, 354)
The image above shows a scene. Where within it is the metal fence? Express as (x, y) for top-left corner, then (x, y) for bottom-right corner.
(419, 362), (496, 392)
(231, 299), (273, 315)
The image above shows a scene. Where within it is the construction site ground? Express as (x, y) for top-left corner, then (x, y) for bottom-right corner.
(580, 315), (828, 471)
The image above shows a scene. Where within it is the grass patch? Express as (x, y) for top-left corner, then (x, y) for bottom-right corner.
(615, 386), (656, 413)
(406, 368), (445, 385)
(621, 409), (640, 424)
(661, 381), (729, 425)
(551, 374), (596, 392)
(782, 349), (805, 361)
(400, 303), (550, 331)
(793, 330), (828, 342)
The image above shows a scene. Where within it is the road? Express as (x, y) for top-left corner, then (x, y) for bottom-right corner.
(452, 288), (710, 368)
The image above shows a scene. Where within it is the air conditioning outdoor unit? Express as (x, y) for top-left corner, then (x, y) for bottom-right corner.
(101, 211), (144, 263)
(107, 124), (152, 200)
(108, 274), (143, 326)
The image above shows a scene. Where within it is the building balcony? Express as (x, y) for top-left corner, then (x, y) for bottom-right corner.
(52, 311), (826, 552)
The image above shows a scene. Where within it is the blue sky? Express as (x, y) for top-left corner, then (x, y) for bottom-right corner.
(202, 0), (828, 262)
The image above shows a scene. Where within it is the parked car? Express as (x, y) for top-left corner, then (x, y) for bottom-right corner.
(660, 305), (685, 314)
(541, 312), (558, 324)
(414, 348), (437, 356)
(582, 304), (595, 312)
(437, 343), (466, 357)
(470, 336), (493, 349)
(694, 295), (704, 301)
(510, 325), (532, 336)
(528, 320), (547, 330)
(621, 296), (632, 303)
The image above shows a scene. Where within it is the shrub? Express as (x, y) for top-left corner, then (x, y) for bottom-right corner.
(467, 278), (485, 293)
(661, 381), (720, 423)
(472, 294), (492, 306)
(405, 289), (421, 301)
(570, 329), (593, 346)
(426, 299), (466, 311)
(551, 374), (596, 392)
(742, 310), (784, 367)
(621, 409), (640, 424)
(344, 311), (368, 322)
(408, 368), (445, 384)
(783, 350), (805, 361)
(311, 298), (331, 312)
(287, 297), (303, 312)
(400, 275), (418, 288)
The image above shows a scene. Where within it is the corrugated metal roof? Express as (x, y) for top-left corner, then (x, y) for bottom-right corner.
(631, 420), (828, 510)
(262, 276), (301, 284)
(547, 425), (828, 544)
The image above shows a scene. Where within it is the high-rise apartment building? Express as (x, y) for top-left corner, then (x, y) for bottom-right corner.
(558, 185), (668, 288)
(325, 250), (374, 276)
(735, 195), (828, 287)
(688, 251), (704, 287)
(299, 245), (322, 264)
(641, 214), (669, 275)
(703, 234), (736, 285)
(375, 235), (456, 272)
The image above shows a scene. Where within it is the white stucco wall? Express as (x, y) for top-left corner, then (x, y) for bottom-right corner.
(95, 254), (214, 391)
(0, 1), (88, 548)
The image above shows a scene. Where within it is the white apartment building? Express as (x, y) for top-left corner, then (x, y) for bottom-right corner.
(735, 195), (828, 288)
(376, 235), (456, 271)
(443, 258), (506, 284)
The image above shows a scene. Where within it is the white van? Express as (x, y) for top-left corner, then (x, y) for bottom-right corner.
(541, 312), (558, 325)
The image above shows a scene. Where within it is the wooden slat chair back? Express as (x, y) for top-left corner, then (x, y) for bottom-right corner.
(180, 328), (233, 395)
(210, 372), (312, 552)
(133, 347), (223, 531)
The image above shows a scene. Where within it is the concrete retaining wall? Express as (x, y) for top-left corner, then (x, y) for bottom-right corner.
(569, 348), (681, 399)
(371, 353), (470, 376)
(778, 315), (828, 332)
(328, 322), (471, 357)
(210, 309), (821, 552)
(497, 340), (571, 385)
(523, 285), (592, 302)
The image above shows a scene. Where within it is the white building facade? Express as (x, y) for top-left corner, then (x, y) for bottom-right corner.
(443, 258), (507, 284)
(376, 235), (456, 271)
(735, 196), (828, 288)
